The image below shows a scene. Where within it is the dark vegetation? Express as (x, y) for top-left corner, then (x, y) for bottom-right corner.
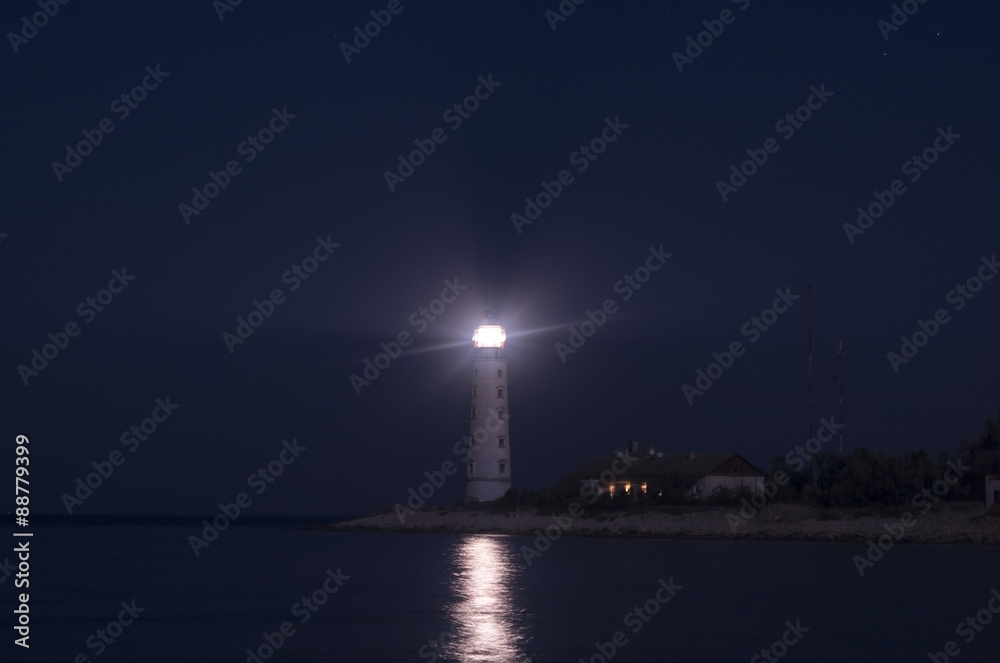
(494, 414), (1000, 513)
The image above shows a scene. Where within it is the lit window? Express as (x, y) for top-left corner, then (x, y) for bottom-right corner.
(498, 437), (505, 448)
(608, 484), (617, 496)
(640, 482), (648, 494)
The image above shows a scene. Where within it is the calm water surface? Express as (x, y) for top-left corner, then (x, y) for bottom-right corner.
(14, 517), (1000, 662)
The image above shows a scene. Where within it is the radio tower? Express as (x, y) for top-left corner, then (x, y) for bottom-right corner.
(838, 338), (844, 453)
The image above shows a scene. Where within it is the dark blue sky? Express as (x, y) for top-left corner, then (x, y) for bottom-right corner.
(3, 1), (999, 517)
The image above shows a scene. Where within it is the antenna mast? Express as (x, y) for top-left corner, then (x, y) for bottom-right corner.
(807, 285), (814, 478)
(838, 338), (844, 453)
(807, 285), (814, 441)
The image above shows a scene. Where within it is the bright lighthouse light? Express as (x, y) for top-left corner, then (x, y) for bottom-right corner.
(473, 325), (506, 348)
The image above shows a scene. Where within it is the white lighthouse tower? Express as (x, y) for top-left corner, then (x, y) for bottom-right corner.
(465, 316), (511, 502)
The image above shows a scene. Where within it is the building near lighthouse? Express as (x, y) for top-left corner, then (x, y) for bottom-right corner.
(465, 318), (511, 502)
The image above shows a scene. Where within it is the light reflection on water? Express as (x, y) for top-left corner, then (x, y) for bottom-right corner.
(443, 535), (532, 663)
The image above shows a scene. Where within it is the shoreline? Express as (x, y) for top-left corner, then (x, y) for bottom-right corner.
(320, 503), (1000, 545)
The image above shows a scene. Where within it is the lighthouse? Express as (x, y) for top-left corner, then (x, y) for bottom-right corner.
(465, 317), (511, 502)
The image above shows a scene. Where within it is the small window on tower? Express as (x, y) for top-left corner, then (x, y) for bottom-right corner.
(497, 387), (504, 398)
(473, 369), (478, 377)
(499, 462), (506, 474)
(470, 407), (476, 419)
(497, 369), (503, 378)
(471, 386), (477, 398)
(468, 462), (474, 476)
(498, 437), (505, 448)
(497, 408), (504, 420)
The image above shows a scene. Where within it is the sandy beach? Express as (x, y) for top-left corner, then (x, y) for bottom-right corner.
(325, 503), (1000, 545)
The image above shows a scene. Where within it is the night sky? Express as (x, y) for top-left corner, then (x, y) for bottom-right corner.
(4, 1), (999, 517)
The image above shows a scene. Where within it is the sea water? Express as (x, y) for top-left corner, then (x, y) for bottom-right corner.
(10, 516), (1000, 662)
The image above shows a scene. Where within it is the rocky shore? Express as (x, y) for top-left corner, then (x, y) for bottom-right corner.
(324, 503), (1000, 545)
